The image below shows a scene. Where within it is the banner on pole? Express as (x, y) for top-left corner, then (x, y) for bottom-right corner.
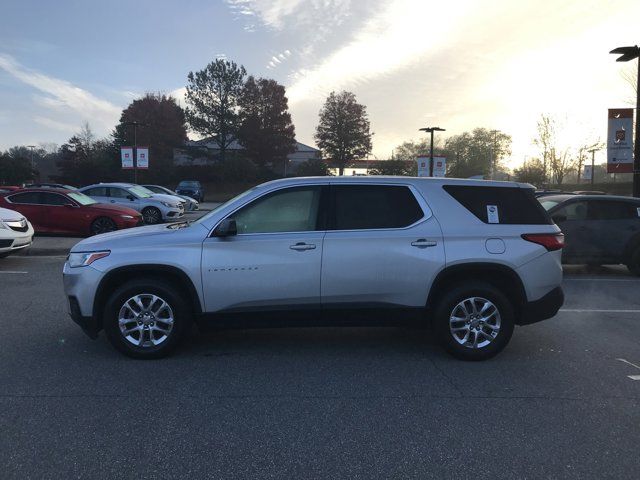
(432, 157), (446, 177)
(607, 108), (634, 173)
(583, 164), (592, 181)
(416, 156), (446, 177)
(416, 156), (429, 177)
(137, 147), (149, 169)
(121, 147), (133, 169)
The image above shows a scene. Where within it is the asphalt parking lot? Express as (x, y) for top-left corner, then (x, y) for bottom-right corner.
(1, 257), (639, 479)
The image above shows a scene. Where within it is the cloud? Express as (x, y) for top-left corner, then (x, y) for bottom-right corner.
(33, 116), (78, 133)
(286, 0), (474, 104)
(266, 49), (292, 69)
(0, 53), (120, 131)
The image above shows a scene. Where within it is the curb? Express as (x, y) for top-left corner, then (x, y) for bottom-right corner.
(17, 247), (71, 257)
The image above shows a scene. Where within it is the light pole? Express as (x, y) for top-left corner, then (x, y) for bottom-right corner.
(610, 45), (640, 197)
(419, 127), (445, 176)
(26, 145), (36, 171)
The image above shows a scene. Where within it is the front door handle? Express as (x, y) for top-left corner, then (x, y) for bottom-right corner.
(110, 200), (116, 203)
(411, 239), (437, 248)
(290, 242), (316, 251)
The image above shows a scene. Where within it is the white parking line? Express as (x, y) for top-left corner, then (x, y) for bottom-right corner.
(560, 309), (640, 313)
(0, 271), (28, 274)
(628, 375), (640, 381)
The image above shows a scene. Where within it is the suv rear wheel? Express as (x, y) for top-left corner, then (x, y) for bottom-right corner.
(103, 278), (190, 359)
(434, 281), (515, 361)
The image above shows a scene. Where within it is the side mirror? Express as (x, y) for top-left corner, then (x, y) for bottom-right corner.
(127, 195), (135, 201)
(214, 218), (237, 237)
(552, 214), (567, 223)
(64, 203), (75, 208)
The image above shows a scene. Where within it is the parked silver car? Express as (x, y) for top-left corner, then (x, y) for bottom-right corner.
(142, 185), (199, 211)
(79, 183), (184, 224)
(64, 177), (564, 360)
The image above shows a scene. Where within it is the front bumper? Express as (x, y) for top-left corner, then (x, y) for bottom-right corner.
(163, 207), (184, 220)
(518, 286), (564, 325)
(63, 262), (103, 338)
(0, 226), (34, 253)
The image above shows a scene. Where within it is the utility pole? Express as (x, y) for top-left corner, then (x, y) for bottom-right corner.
(419, 127), (445, 177)
(610, 45), (640, 197)
(588, 148), (597, 186)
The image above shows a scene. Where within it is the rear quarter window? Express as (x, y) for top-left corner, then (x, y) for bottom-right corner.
(443, 185), (552, 225)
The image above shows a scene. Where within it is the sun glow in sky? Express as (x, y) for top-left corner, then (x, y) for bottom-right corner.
(0, 0), (638, 168)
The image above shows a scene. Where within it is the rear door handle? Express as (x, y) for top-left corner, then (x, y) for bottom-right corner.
(290, 242), (316, 251)
(411, 239), (437, 248)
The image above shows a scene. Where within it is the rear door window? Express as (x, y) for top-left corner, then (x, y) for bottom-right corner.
(83, 187), (108, 197)
(330, 185), (424, 230)
(443, 185), (552, 225)
(39, 192), (70, 206)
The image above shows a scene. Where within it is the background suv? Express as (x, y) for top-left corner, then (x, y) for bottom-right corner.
(64, 177), (563, 360)
(176, 180), (204, 202)
(79, 183), (184, 224)
(540, 194), (640, 274)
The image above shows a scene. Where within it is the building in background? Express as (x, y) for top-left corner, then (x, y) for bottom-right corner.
(174, 137), (320, 174)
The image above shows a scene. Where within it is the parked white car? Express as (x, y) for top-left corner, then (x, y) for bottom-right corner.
(0, 207), (34, 258)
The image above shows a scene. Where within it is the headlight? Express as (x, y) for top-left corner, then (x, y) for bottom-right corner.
(0, 221), (7, 230)
(120, 215), (134, 219)
(67, 251), (110, 268)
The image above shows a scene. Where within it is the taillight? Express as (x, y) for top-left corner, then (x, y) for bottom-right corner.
(521, 233), (565, 251)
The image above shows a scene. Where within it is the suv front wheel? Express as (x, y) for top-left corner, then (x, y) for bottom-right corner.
(103, 278), (191, 359)
(434, 282), (515, 361)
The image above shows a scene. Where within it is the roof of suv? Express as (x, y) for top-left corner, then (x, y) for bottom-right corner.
(257, 176), (534, 189)
(542, 194), (640, 204)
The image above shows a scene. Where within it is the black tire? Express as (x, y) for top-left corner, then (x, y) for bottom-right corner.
(90, 216), (117, 235)
(142, 207), (162, 225)
(433, 281), (515, 361)
(103, 278), (191, 359)
(627, 248), (640, 276)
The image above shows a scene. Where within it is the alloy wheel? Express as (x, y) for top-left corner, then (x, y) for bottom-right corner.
(118, 294), (174, 348)
(449, 297), (501, 349)
(142, 208), (161, 224)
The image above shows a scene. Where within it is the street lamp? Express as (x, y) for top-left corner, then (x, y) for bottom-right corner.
(587, 144), (602, 187)
(610, 45), (640, 197)
(419, 127), (446, 177)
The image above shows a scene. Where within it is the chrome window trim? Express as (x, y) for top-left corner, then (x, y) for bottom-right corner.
(208, 182), (432, 238)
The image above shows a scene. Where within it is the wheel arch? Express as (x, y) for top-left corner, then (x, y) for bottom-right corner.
(426, 262), (527, 315)
(93, 264), (202, 330)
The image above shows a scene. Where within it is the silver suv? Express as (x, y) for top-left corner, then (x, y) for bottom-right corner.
(63, 177), (564, 360)
(79, 183), (184, 224)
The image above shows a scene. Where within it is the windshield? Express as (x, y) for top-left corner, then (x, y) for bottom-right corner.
(179, 181), (199, 187)
(195, 187), (257, 224)
(67, 192), (97, 206)
(540, 200), (561, 211)
(128, 185), (152, 198)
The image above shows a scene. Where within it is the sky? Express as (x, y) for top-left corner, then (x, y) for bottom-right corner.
(0, 0), (638, 169)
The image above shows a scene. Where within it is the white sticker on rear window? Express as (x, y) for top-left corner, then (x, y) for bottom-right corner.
(637, 207), (640, 218)
(487, 205), (499, 224)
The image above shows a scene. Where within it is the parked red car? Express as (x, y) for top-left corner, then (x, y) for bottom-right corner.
(0, 188), (143, 235)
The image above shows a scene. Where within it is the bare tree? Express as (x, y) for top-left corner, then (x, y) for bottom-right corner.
(534, 114), (575, 185)
(621, 65), (638, 105)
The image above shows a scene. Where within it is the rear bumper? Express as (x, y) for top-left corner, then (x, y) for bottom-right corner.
(518, 286), (564, 325)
